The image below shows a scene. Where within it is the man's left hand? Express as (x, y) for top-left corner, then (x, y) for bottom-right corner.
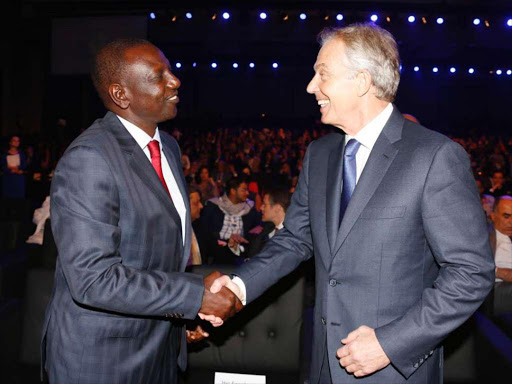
(337, 325), (390, 377)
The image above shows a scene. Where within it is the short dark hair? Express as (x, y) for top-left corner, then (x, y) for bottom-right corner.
(226, 176), (247, 194)
(188, 185), (201, 198)
(493, 195), (512, 212)
(266, 188), (291, 213)
(91, 38), (154, 106)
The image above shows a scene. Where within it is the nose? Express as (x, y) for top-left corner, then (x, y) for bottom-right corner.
(306, 74), (318, 94)
(199, 202), (204, 210)
(168, 72), (181, 89)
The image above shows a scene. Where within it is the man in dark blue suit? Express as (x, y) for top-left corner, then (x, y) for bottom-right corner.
(210, 23), (494, 383)
(41, 38), (241, 384)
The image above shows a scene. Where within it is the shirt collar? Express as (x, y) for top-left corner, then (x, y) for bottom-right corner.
(276, 222), (284, 230)
(345, 103), (393, 151)
(496, 229), (511, 241)
(116, 115), (161, 151)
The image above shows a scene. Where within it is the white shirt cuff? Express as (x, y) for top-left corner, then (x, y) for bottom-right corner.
(231, 276), (247, 305)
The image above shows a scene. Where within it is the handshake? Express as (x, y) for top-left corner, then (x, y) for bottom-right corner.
(198, 271), (244, 327)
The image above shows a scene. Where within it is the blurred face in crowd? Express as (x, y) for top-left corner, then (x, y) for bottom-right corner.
(261, 194), (281, 225)
(492, 197), (512, 236)
(199, 167), (209, 182)
(190, 192), (203, 221)
(491, 172), (505, 188)
(307, 39), (361, 134)
(114, 44), (181, 134)
(9, 136), (20, 149)
(230, 182), (249, 204)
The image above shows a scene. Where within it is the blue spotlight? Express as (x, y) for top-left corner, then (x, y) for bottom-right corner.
(507, 70), (512, 75)
(436, 17), (444, 24)
(260, 12), (267, 20)
(399, 65), (403, 72)
(233, 63), (239, 69)
(150, 12), (156, 20)
(185, 12), (192, 19)
(211, 62), (218, 69)
(450, 67), (456, 73)
(496, 69), (503, 75)
(299, 13), (307, 20)
(336, 14), (344, 21)
(507, 19), (512, 27)
(272, 62), (279, 69)
(473, 18), (481, 25)
(468, 68), (475, 74)
(370, 14), (378, 22)
(414, 66), (420, 72)
(192, 62), (197, 68)
(249, 62), (255, 68)
(408, 16), (416, 23)
(433, 67), (439, 73)
(222, 12), (230, 20)
(175, 62), (182, 69)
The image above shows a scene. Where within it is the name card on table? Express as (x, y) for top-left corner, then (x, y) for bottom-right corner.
(214, 371), (266, 384)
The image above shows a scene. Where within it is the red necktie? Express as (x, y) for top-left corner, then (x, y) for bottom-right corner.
(147, 140), (171, 198)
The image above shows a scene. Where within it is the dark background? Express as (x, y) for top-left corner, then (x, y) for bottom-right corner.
(1, 0), (511, 139)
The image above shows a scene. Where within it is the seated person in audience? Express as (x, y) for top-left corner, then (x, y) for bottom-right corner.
(486, 170), (512, 197)
(188, 186), (204, 266)
(229, 187), (291, 260)
(489, 195), (512, 282)
(200, 176), (260, 264)
(192, 166), (219, 204)
(2, 135), (26, 199)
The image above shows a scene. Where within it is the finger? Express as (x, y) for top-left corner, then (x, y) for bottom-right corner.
(210, 275), (232, 293)
(212, 319), (224, 327)
(354, 370), (366, 377)
(336, 346), (349, 359)
(344, 364), (359, 374)
(341, 329), (360, 344)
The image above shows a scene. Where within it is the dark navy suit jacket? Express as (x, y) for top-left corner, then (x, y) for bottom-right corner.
(235, 107), (495, 383)
(41, 112), (204, 384)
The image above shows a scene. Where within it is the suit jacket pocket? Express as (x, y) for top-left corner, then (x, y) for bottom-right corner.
(78, 313), (144, 340)
(360, 206), (406, 219)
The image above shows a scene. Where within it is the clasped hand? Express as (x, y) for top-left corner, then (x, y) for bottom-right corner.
(198, 271), (243, 327)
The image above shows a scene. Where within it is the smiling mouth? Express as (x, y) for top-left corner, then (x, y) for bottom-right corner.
(318, 99), (329, 109)
(166, 94), (179, 102)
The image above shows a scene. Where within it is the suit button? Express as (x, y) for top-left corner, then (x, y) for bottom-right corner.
(239, 331), (246, 337)
(268, 330), (275, 338)
(321, 317), (326, 325)
(329, 279), (337, 287)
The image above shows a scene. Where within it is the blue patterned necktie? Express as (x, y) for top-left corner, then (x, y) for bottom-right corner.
(340, 139), (361, 226)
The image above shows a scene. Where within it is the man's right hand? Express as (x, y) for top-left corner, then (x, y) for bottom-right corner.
(198, 271), (243, 327)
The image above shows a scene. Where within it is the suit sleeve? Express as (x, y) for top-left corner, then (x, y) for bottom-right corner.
(235, 144), (315, 303)
(51, 145), (204, 319)
(375, 140), (495, 378)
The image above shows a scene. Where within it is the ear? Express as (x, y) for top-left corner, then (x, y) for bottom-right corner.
(356, 70), (372, 97)
(108, 83), (130, 110)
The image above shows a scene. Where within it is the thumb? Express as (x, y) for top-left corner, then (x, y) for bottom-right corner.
(341, 328), (360, 344)
(210, 275), (231, 293)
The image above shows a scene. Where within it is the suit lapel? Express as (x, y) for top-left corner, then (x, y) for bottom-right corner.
(326, 136), (345, 254)
(105, 112), (183, 231)
(333, 107), (404, 257)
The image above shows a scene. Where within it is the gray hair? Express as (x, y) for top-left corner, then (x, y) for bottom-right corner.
(318, 23), (400, 102)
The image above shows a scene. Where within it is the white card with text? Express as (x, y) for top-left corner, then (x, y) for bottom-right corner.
(214, 371), (266, 384)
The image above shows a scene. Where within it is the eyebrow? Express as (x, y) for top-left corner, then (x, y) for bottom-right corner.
(313, 63), (328, 72)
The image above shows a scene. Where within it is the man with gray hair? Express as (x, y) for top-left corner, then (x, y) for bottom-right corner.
(210, 23), (494, 383)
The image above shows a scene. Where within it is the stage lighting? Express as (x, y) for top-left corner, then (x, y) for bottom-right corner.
(507, 19), (512, 27)
(211, 62), (218, 69)
(432, 67), (439, 73)
(496, 69), (502, 75)
(150, 12), (156, 20)
(408, 16), (416, 23)
(473, 18), (481, 25)
(175, 62), (182, 69)
(436, 17), (444, 24)
(450, 67), (456, 73)
(272, 62), (279, 69)
(414, 66), (420, 72)
(249, 62), (255, 68)
(192, 62), (197, 68)
(222, 12), (230, 20)
(371, 14), (378, 22)
(507, 70), (512, 75)
(233, 63), (238, 69)
(299, 13), (307, 20)
(185, 12), (192, 19)
(468, 68), (475, 74)
(399, 65), (403, 72)
(336, 14), (344, 21)
(260, 12), (267, 20)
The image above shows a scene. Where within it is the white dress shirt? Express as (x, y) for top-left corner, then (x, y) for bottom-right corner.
(495, 229), (512, 282)
(117, 115), (187, 245)
(233, 105), (393, 304)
